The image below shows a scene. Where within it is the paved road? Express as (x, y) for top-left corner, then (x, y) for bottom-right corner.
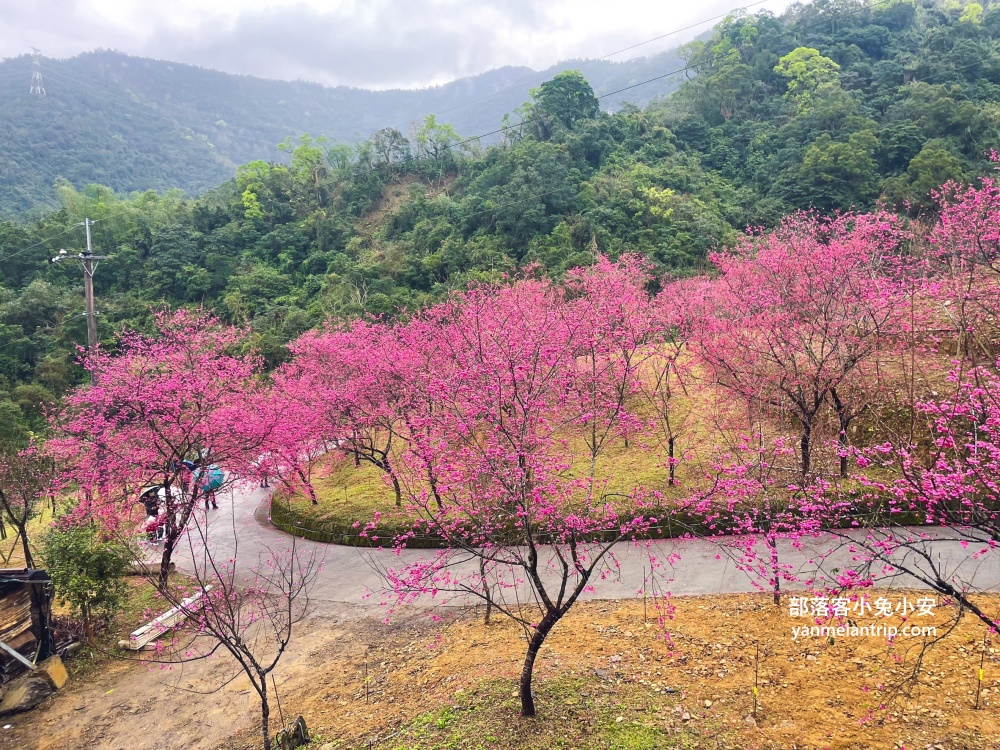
(170, 483), (1000, 611)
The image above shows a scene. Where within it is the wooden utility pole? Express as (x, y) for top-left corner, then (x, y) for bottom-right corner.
(51, 218), (108, 353)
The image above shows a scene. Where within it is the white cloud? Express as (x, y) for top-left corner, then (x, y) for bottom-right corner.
(0, 0), (794, 88)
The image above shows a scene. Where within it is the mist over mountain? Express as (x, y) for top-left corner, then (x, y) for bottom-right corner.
(0, 48), (684, 217)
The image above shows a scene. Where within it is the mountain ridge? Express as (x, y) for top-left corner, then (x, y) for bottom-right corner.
(0, 47), (685, 217)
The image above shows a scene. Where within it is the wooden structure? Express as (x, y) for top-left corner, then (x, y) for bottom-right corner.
(0, 570), (54, 685)
(118, 586), (212, 651)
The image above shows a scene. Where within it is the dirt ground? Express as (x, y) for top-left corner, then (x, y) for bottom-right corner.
(0, 604), (386, 750)
(4, 593), (1000, 750)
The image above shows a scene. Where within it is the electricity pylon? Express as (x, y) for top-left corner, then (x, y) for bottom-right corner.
(30, 48), (45, 96)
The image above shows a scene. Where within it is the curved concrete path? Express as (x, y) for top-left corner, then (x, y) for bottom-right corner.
(172, 483), (1000, 611)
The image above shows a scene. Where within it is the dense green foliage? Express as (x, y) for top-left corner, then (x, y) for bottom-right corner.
(3, 0), (1000, 443)
(39, 521), (131, 640)
(0, 48), (686, 217)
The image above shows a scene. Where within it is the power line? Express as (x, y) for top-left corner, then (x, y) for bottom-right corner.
(0, 0), (985, 345)
(0, 226), (78, 266)
(36, 50), (696, 190)
(24, 0), (928, 220)
(388, 0), (907, 169)
(12, 0), (943, 240)
(432, 0), (772, 118)
(263, 0), (934, 214)
(602, 1), (770, 60)
(33, 0), (900, 198)
(434, 60), (697, 156)
(1, 1), (983, 268)
(1, 215), (118, 284)
(34, 0), (770, 153)
(53, 0), (897, 190)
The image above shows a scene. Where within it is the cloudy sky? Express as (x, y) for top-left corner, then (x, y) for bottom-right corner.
(1, 0), (795, 90)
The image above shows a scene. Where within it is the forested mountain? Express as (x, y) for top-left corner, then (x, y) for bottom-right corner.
(3, 0), (1000, 443)
(0, 47), (687, 217)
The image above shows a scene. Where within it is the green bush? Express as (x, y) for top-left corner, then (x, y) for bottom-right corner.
(39, 521), (131, 642)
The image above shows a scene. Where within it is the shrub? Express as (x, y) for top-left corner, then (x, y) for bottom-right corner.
(39, 521), (131, 643)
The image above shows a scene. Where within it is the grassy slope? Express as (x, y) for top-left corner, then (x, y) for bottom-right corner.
(0, 503), (55, 568)
(277, 371), (872, 532)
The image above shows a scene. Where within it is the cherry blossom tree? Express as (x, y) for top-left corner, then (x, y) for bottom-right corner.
(804, 358), (1000, 631)
(681, 433), (814, 606)
(374, 275), (656, 718)
(144, 511), (319, 750)
(563, 255), (655, 486)
(246, 386), (328, 504)
(390, 316), (453, 512)
(281, 322), (411, 506)
(922, 169), (1000, 365)
(641, 277), (709, 487)
(695, 213), (906, 477)
(0, 441), (56, 568)
(0, 442), (59, 656)
(53, 310), (274, 589)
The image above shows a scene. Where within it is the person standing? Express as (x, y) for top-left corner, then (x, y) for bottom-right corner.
(139, 486), (162, 542)
(198, 464), (223, 509)
(174, 459), (194, 498)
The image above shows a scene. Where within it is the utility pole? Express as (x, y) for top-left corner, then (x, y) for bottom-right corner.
(81, 219), (99, 353)
(50, 219), (108, 353)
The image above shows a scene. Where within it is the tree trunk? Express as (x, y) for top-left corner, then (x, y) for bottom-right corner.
(389, 471), (402, 508)
(480, 558), (492, 625)
(800, 423), (812, 478)
(158, 479), (181, 590)
(20, 528), (33, 569)
(768, 534), (780, 606)
(351, 432), (361, 467)
(836, 406), (853, 479)
(260, 679), (271, 750)
(519, 611), (558, 717)
(426, 467), (444, 510)
(589, 420), (598, 495)
(158, 538), (174, 591)
(379, 452), (403, 509)
(296, 467), (318, 505)
(668, 436), (676, 487)
(830, 389), (852, 479)
(839, 434), (849, 479)
(82, 604), (94, 645)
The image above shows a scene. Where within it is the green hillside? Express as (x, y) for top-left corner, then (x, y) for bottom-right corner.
(3, 0), (1000, 444)
(0, 48), (687, 217)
